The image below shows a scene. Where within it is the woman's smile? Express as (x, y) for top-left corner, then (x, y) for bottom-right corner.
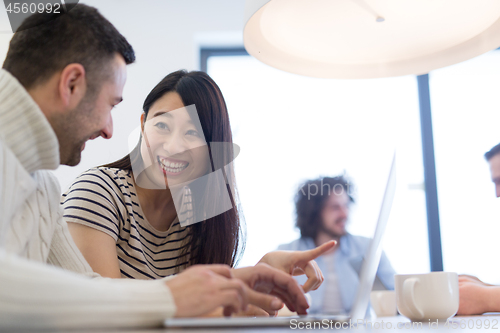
(157, 155), (189, 176)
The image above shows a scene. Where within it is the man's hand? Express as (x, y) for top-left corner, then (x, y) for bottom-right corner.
(233, 263), (310, 315)
(165, 265), (248, 317)
(258, 240), (336, 292)
(457, 275), (499, 315)
(203, 304), (271, 317)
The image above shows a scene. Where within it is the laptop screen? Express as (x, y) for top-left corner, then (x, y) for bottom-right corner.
(350, 154), (396, 320)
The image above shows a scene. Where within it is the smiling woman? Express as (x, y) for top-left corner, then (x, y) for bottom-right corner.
(61, 70), (243, 279)
(138, 95), (211, 189)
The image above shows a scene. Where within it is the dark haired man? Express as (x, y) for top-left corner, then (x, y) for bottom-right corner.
(456, 143), (500, 315)
(278, 176), (395, 314)
(0, 5), (313, 329)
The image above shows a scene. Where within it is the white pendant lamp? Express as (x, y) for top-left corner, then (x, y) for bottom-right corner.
(243, 0), (500, 79)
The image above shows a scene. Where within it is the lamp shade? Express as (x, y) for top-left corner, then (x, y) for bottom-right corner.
(243, 0), (500, 79)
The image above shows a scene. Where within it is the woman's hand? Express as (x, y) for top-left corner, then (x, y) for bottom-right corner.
(257, 240), (336, 292)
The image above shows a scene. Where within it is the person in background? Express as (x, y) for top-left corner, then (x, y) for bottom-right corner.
(457, 143), (500, 315)
(0, 5), (314, 329)
(275, 175), (396, 314)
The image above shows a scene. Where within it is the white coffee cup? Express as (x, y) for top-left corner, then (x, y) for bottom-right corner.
(370, 290), (397, 317)
(395, 272), (458, 322)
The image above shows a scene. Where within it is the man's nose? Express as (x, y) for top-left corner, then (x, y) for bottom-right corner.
(100, 116), (113, 140)
(340, 206), (349, 219)
(496, 185), (500, 198)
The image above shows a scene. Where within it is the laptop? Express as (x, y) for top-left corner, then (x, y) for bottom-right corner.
(164, 154), (397, 328)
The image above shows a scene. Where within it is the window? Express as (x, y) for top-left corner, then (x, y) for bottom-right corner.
(431, 50), (500, 284)
(206, 52), (429, 273)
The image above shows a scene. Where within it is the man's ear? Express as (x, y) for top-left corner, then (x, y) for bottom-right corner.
(58, 63), (87, 110)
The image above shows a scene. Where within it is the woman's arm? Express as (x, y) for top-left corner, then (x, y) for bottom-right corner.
(67, 222), (121, 278)
(61, 168), (125, 278)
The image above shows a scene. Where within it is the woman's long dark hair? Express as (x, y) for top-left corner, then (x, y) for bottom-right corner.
(104, 70), (244, 269)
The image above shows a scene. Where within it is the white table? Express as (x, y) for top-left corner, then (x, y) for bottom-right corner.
(55, 314), (500, 333)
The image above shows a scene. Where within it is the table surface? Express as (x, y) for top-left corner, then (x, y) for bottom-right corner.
(55, 314), (500, 333)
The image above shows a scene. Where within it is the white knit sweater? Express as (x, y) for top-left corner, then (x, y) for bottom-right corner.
(0, 69), (176, 329)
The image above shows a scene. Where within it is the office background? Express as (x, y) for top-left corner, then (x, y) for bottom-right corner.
(0, 0), (498, 282)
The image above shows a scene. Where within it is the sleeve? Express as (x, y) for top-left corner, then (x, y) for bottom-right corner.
(276, 239), (300, 251)
(27, 169), (98, 277)
(376, 250), (396, 290)
(47, 211), (100, 277)
(276, 244), (289, 250)
(61, 168), (122, 242)
(0, 249), (176, 330)
(0, 140), (36, 247)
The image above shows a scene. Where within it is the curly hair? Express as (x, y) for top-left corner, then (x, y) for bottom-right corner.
(295, 175), (355, 239)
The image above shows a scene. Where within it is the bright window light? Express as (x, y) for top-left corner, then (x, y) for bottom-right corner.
(207, 55), (429, 273)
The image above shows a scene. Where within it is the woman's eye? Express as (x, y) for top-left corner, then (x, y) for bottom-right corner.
(186, 129), (200, 137)
(154, 122), (169, 130)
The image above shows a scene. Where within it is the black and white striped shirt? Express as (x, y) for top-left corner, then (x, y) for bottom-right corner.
(62, 167), (191, 279)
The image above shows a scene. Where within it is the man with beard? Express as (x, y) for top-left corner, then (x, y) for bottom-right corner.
(0, 4), (314, 330)
(278, 176), (395, 314)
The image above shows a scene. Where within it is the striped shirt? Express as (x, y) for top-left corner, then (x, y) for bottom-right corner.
(61, 167), (191, 279)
